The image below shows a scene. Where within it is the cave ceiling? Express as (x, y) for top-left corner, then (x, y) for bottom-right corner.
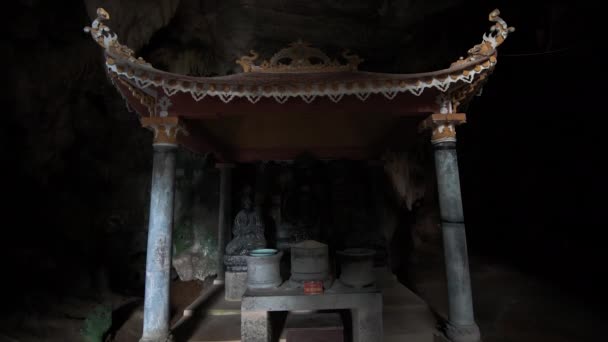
(83, 0), (493, 76)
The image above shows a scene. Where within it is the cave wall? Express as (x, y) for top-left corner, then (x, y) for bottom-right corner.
(172, 151), (219, 282)
(84, 0), (474, 76)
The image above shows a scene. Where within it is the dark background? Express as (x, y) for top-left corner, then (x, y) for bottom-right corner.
(459, 0), (606, 310)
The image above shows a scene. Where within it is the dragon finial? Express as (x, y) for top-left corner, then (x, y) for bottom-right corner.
(84, 8), (149, 66)
(342, 49), (364, 71)
(484, 9), (515, 49)
(84, 8), (117, 50)
(236, 50), (260, 73)
(452, 9), (514, 66)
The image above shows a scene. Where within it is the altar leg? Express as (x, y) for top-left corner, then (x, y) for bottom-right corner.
(351, 293), (383, 342)
(241, 311), (271, 342)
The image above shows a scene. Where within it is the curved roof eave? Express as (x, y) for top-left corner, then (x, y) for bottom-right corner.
(85, 8), (513, 107)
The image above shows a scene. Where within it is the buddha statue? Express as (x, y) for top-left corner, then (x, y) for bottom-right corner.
(225, 186), (266, 256)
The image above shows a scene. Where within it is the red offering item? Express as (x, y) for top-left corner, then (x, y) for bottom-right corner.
(303, 280), (323, 295)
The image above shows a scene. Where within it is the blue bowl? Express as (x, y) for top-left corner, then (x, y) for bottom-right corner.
(250, 248), (278, 256)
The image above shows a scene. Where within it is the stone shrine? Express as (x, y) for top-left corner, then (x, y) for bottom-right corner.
(83, 8), (514, 341)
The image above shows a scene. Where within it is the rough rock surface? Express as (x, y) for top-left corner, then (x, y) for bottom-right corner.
(172, 151), (219, 281)
(82, 0), (474, 76)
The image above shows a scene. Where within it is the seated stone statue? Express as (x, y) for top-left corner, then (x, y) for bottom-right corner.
(225, 187), (266, 256)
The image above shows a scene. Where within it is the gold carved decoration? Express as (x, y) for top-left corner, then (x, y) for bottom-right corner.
(236, 50), (259, 73)
(84, 8), (150, 66)
(452, 9), (514, 67)
(431, 125), (457, 142)
(450, 73), (488, 111)
(140, 117), (189, 146)
(419, 113), (467, 144)
(236, 40), (362, 73)
(113, 76), (156, 116)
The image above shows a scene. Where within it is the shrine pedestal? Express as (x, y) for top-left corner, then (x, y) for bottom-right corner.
(241, 284), (382, 342)
(225, 271), (248, 301)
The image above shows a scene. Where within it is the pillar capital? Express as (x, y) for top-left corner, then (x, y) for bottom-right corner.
(140, 117), (189, 146)
(419, 113), (466, 145)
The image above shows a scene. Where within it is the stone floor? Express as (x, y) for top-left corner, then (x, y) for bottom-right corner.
(409, 251), (606, 342)
(173, 268), (438, 342)
(172, 285), (242, 342)
(108, 255), (607, 342)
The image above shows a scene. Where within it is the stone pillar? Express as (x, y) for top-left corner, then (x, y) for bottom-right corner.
(214, 163), (235, 285)
(420, 112), (480, 342)
(140, 117), (188, 342)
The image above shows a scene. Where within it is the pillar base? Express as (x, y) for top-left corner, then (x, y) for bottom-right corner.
(139, 333), (173, 342)
(225, 271), (248, 301)
(445, 322), (481, 342)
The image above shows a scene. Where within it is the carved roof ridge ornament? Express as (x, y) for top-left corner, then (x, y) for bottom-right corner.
(236, 40), (363, 73)
(448, 9), (513, 110)
(84, 8), (151, 67)
(452, 9), (514, 67)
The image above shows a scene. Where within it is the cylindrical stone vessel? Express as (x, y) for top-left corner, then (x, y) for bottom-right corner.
(337, 248), (376, 288)
(246, 251), (283, 289)
(290, 240), (329, 282)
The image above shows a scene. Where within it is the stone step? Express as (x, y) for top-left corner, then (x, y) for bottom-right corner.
(383, 307), (437, 335)
(384, 332), (436, 342)
(382, 292), (431, 309)
(186, 314), (241, 342)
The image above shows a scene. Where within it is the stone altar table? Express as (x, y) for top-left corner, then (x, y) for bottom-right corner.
(241, 282), (383, 342)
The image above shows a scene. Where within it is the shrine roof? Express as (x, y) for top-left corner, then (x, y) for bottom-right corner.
(84, 8), (513, 114)
(83, 8), (513, 162)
